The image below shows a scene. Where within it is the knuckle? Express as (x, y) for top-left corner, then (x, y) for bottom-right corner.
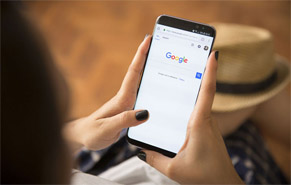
(205, 115), (213, 123)
(129, 64), (140, 74)
(196, 114), (212, 126)
(119, 111), (129, 124)
(115, 94), (127, 107)
(166, 162), (177, 179)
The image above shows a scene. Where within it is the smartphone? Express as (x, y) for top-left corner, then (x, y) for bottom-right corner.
(127, 15), (216, 157)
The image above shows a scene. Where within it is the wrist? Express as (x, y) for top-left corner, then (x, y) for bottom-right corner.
(62, 117), (86, 153)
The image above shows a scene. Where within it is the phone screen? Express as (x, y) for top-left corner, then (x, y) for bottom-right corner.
(128, 17), (215, 155)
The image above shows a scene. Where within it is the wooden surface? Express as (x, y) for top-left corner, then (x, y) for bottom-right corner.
(25, 1), (290, 119)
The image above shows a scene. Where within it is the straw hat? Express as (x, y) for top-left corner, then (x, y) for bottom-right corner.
(211, 23), (290, 112)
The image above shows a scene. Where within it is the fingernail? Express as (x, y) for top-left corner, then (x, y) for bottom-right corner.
(144, 34), (149, 40)
(137, 151), (146, 162)
(215, 51), (219, 61)
(135, 110), (149, 121)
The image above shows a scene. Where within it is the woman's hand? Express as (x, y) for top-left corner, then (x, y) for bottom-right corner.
(63, 35), (151, 151)
(89, 35), (152, 120)
(139, 51), (244, 184)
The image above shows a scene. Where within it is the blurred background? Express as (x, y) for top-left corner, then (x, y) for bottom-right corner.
(24, 1), (290, 119)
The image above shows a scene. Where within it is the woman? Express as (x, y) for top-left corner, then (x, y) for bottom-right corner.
(78, 23), (290, 184)
(2, 2), (242, 184)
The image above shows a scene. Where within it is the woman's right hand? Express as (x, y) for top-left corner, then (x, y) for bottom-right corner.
(63, 36), (151, 152)
(140, 51), (244, 184)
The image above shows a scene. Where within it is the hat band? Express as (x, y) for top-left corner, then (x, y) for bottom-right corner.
(216, 71), (277, 94)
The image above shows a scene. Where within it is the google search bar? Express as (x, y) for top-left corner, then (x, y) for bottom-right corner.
(157, 30), (201, 44)
(166, 29), (199, 40)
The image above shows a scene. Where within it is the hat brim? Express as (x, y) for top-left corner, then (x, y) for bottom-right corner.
(212, 55), (290, 112)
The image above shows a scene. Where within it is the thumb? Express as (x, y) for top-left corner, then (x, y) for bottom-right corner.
(105, 109), (149, 133)
(194, 51), (218, 119)
(188, 51), (218, 129)
(138, 150), (172, 175)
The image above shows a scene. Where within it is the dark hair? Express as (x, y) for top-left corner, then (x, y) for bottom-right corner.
(1, 2), (70, 183)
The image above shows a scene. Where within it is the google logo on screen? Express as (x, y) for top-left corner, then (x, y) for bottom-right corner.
(166, 52), (188, 63)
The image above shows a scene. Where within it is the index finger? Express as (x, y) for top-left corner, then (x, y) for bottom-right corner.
(120, 35), (152, 94)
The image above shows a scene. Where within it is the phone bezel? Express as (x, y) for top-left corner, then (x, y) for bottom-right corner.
(126, 15), (216, 158)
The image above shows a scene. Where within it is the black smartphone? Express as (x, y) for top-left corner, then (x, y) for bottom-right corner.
(127, 15), (216, 157)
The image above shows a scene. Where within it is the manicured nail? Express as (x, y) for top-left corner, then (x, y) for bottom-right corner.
(137, 151), (146, 162)
(215, 51), (219, 61)
(135, 110), (149, 121)
(144, 34), (149, 40)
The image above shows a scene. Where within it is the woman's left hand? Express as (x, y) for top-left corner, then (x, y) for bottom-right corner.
(63, 35), (151, 151)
